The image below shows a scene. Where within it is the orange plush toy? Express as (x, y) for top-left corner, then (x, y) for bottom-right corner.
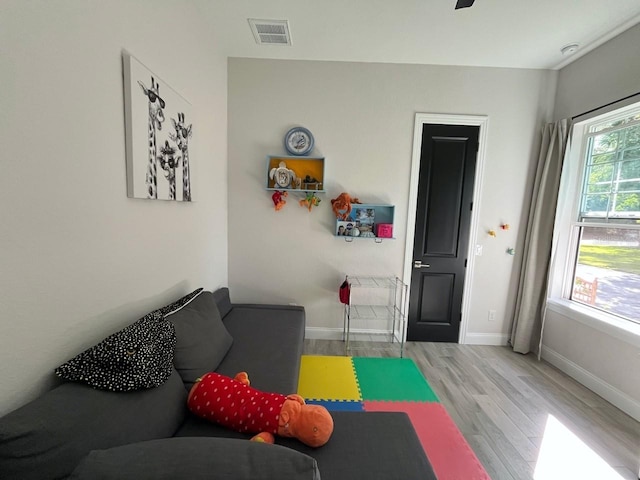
(188, 372), (334, 448)
(330, 192), (361, 220)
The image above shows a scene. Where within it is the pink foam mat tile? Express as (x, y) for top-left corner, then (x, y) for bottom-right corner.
(364, 401), (490, 480)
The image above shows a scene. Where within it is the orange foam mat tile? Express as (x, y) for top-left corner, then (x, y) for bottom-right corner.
(364, 401), (490, 480)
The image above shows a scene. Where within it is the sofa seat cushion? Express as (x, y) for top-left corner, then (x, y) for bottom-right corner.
(279, 411), (437, 480)
(0, 368), (187, 480)
(165, 290), (234, 389)
(176, 411), (436, 480)
(216, 304), (305, 394)
(69, 437), (320, 480)
(174, 411), (253, 439)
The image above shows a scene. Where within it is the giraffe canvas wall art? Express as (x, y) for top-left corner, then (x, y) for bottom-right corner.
(123, 52), (194, 201)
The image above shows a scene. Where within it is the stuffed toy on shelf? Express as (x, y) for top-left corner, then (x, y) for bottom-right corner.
(272, 190), (288, 211)
(188, 371), (334, 448)
(330, 192), (361, 220)
(300, 192), (321, 211)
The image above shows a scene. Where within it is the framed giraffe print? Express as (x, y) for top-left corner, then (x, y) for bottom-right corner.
(123, 51), (194, 201)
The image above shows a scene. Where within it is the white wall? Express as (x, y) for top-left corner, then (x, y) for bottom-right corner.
(554, 23), (640, 121)
(545, 24), (640, 420)
(0, 1), (228, 417)
(228, 58), (556, 343)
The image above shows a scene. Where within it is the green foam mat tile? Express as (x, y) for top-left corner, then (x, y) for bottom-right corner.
(352, 357), (440, 402)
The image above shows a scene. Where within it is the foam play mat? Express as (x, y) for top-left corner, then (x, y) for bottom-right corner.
(299, 355), (490, 480)
(297, 355), (361, 401)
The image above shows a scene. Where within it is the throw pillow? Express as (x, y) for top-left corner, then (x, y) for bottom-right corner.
(157, 287), (204, 316)
(164, 291), (234, 388)
(55, 311), (176, 392)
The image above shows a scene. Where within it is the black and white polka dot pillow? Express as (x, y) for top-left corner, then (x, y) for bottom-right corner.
(55, 310), (176, 392)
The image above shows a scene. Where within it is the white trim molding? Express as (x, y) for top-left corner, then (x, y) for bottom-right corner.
(541, 345), (640, 422)
(547, 299), (640, 349)
(403, 113), (489, 344)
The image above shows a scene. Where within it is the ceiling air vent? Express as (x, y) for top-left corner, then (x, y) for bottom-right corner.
(248, 19), (292, 46)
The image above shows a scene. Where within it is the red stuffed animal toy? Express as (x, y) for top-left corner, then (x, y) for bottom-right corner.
(272, 190), (288, 211)
(188, 372), (334, 448)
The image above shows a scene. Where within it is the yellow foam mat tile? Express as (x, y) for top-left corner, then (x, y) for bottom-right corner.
(298, 355), (361, 401)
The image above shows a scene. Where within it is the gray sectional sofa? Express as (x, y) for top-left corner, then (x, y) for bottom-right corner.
(0, 287), (436, 479)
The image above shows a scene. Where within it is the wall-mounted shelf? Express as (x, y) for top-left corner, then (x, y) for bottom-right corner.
(266, 155), (325, 193)
(335, 204), (395, 241)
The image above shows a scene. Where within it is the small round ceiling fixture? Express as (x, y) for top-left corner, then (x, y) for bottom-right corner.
(561, 43), (580, 56)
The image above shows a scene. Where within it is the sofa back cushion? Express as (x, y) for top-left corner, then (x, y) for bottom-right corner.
(211, 287), (233, 318)
(215, 304), (305, 394)
(165, 290), (233, 389)
(0, 368), (187, 480)
(69, 437), (320, 480)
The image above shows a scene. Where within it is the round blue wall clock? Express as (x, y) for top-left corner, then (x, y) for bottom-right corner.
(284, 127), (314, 156)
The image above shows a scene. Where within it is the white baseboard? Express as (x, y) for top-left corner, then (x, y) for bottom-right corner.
(463, 333), (509, 345)
(308, 328), (509, 345)
(541, 345), (640, 422)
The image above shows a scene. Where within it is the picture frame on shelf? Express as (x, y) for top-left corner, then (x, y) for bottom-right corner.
(336, 221), (355, 236)
(354, 208), (375, 225)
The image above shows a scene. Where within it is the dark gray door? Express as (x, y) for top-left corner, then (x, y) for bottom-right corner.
(407, 124), (479, 342)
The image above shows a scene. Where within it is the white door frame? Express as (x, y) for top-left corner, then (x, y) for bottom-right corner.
(402, 113), (489, 344)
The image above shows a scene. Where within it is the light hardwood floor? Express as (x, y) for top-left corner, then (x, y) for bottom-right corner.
(303, 339), (640, 480)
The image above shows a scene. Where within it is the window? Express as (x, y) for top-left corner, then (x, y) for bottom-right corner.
(564, 106), (640, 324)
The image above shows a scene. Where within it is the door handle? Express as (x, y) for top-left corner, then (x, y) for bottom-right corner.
(414, 261), (431, 268)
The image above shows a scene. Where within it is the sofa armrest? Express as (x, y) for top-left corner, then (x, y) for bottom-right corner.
(0, 369), (186, 480)
(70, 437), (320, 480)
(211, 287), (233, 318)
(211, 287), (306, 319)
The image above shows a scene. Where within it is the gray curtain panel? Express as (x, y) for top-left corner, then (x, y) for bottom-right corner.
(510, 118), (572, 354)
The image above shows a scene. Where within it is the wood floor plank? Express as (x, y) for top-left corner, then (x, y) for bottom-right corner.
(430, 369), (482, 436)
(477, 361), (550, 419)
(445, 355), (488, 395)
(466, 434), (517, 480)
(303, 340), (640, 479)
(473, 394), (540, 462)
(476, 376), (545, 438)
(519, 375), (639, 469)
(515, 352), (611, 409)
(471, 408), (535, 480)
(615, 466), (637, 480)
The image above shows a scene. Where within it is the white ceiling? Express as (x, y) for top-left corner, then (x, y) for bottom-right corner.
(197, 0), (640, 70)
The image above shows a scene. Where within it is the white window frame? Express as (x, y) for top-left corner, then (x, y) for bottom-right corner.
(547, 102), (640, 344)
